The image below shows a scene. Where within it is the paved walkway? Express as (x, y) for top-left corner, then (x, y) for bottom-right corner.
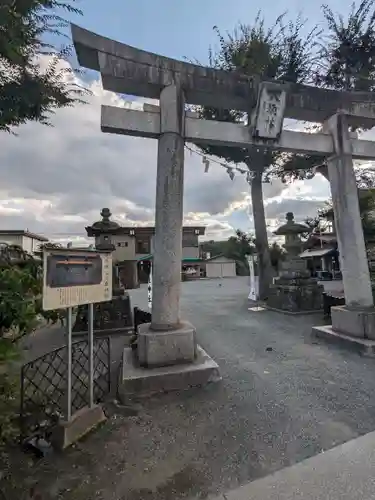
(208, 430), (375, 500)
(3, 277), (375, 499)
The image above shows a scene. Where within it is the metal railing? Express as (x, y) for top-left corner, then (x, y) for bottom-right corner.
(20, 337), (110, 441)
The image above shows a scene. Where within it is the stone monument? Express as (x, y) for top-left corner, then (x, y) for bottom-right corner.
(267, 213), (323, 313)
(71, 23), (375, 371)
(73, 208), (133, 336)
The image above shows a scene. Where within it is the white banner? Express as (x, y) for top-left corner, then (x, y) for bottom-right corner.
(248, 256), (259, 301)
(147, 264), (152, 309)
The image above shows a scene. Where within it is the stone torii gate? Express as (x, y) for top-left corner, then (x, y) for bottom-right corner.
(72, 24), (375, 373)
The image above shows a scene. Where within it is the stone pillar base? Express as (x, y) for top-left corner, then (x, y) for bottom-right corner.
(118, 345), (221, 400)
(137, 320), (197, 368)
(313, 306), (375, 356)
(331, 305), (375, 340)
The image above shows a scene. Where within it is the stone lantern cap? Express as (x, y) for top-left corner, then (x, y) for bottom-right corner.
(91, 208), (120, 232)
(274, 212), (311, 236)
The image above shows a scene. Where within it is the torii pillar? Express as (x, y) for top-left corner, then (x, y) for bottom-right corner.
(136, 84), (198, 367)
(312, 113), (375, 347)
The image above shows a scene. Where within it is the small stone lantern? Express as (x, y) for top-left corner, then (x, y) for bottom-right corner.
(93, 208), (118, 252)
(267, 212), (323, 313)
(72, 208), (133, 334)
(91, 208), (121, 290)
(274, 212), (311, 278)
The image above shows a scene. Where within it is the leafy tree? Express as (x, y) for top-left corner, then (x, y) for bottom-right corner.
(311, 189), (375, 240)
(201, 230), (289, 274)
(359, 189), (375, 239)
(0, 244), (45, 340)
(0, 246), (39, 443)
(282, 0), (375, 181)
(0, 0), (86, 132)
(0, 244), (63, 443)
(197, 14), (318, 299)
(226, 230), (256, 274)
(200, 229), (291, 275)
(228, 229), (255, 260)
(201, 229), (255, 259)
(200, 239), (224, 259)
(39, 242), (62, 249)
(318, 0), (375, 92)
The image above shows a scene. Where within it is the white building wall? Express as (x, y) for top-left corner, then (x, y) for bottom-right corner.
(0, 234), (45, 255)
(22, 236), (33, 254)
(221, 262), (236, 277)
(206, 262), (223, 278)
(112, 234), (135, 261)
(94, 234), (136, 262)
(22, 236), (46, 254)
(151, 234), (200, 259)
(205, 257), (236, 278)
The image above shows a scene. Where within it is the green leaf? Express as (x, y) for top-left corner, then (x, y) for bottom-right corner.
(0, 0), (89, 132)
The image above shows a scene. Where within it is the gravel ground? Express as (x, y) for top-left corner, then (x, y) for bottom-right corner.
(3, 277), (375, 500)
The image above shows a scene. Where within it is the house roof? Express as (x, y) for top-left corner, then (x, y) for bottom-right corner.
(299, 247), (336, 259)
(0, 230), (48, 242)
(205, 254), (236, 262)
(137, 254), (202, 263)
(137, 254), (153, 261)
(310, 233), (337, 243)
(86, 225), (206, 237)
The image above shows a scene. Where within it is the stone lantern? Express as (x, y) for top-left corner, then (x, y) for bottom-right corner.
(92, 208), (118, 252)
(90, 207), (123, 292)
(72, 208), (133, 335)
(267, 212), (323, 313)
(276, 212), (310, 274)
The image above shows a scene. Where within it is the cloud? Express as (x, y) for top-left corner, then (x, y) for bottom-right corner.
(0, 56), (331, 244)
(263, 177), (330, 220)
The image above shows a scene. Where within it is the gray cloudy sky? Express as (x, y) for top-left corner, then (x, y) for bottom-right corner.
(0, 59), (331, 245)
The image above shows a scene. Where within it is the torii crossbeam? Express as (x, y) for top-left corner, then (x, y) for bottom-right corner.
(101, 103), (375, 161)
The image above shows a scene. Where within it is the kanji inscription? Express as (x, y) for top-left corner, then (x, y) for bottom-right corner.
(252, 82), (287, 140)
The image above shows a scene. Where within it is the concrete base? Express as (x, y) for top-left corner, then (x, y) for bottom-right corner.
(312, 306), (375, 355)
(265, 304), (323, 316)
(51, 404), (106, 450)
(137, 320), (197, 367)
(312, 325), (375, 357)
(117, 345), (221, 400)
(331, 305), (375, 340)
